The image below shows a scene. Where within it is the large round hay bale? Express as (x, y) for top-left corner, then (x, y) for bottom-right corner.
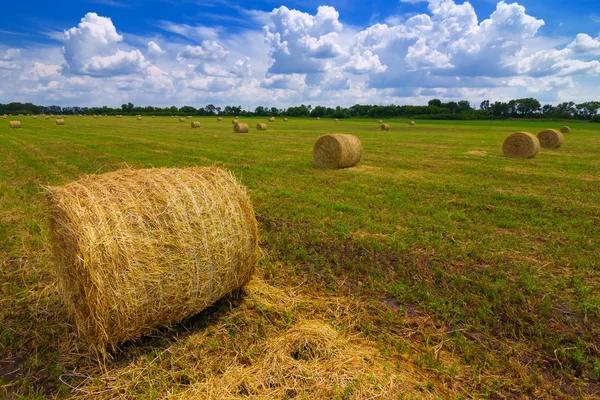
(380, 124), (390, 130)
(56, 119), (65, 125)
(560, 126), (570, 133)
(313, 134), (362, 170)
(45, 116), (51, 120)
(234, 123), (249, 133)
(256, 123), (267, 131)
(537, 129), (564, 149)
(268, 117), (275, 122)
(316, 117), (321, 120)
(335, 118), (339, 122)
(9, 121), (21, 128)
(33, 116), (38, 119)
(48, 166), (259, 350)
(232, 119), (239, 125)
(502, 132), (540, 159)
(409, 121), (415, 126)
(187, 116), (192, 119)
(137, 116), (142, 120)
(191, 121), (201, 128)
(1, 114), (7, 119)
(217, 117), (223, 121)
(283, 118), (288, 122)
(179, 118), (185, 122)
(377, 120), (382, 124)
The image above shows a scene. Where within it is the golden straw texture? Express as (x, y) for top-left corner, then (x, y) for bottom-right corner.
(9, 121), (21, 128)
(191, 121), (201, 128)
(234, 123), (249, 133)
(268, 117), (275, 122)
(179, 118), (185, 122)
(217, 117), (223, 121)
(502, 132), (540, 159)
(283, 118), (288, 122)
(232, 119), (239, 125)
(48, 167), (260, 351)
(380, 124), (390, 130)
(313, 134), (362, 169)
(537, 129), (564, 149)
(377, 120), (382, 124)
(256, 123), (267, 131)
(560, 126), (571, 133)
(137, 116), (142, 120)
(409, 121), (415, 126)
(56, 119), (65, 125)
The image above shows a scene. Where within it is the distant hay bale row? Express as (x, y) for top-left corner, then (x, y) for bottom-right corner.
(56, 119), (65, 125)
(313, 134), (362, 170)
(191, 121), (201, 128)
(537, 129), (564, 149)
(380, 124), (390, 131)
(502, 132), (540, 159)
(9, 121), (21, 128)
(234, 123), (249, 133)
(256, 123), (267, 131)
(48, 166), (260, 351)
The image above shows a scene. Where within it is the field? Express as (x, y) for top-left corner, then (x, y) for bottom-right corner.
(1, 116), (600, 398)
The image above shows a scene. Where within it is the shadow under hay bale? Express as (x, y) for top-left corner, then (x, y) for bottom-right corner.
(234, 123), (249, 133)
(256, 123), (267, 131)
(502, 132), (540, 159)
(537, 129), (564, 149)
(313, 134), (362, 169)
(47, 166), (260, 352)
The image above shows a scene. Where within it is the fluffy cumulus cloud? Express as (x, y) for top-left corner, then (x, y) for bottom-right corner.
(2, 1), (600, 107)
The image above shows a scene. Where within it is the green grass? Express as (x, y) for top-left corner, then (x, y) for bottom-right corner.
(1, 115), (600, 398)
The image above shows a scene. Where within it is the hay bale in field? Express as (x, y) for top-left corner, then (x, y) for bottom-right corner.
(283, 118), (288, 122)
(47, 166), (259, 351)
(152, 116), (156, 118)
(137, 116), (142, 120)
(187, 116), (192, 119)
(232, 119), (239, 125)
(313, 134), (362, 170)
(560, 126), (571, 133)
(377, 119), (382, 124)
(234, 123), (249, 133)
(98, 115), (103, 119)
(268, 117), (275, 122)
(316, 117), (321, 120)
(335, 118), (339, 122)
(45, 116), (51, 120)
(217, 117), (223, 121)
(191, 121), (201, 128)
(179, 117), (185, 122)
(56, 119), (65, 125)
(380, 124), (390, 130)
(502, 132), (540, 159)
(409, 121), (415, 126)
(537, 129), (564, 149)
(2, 115), (7, 119)
(256, 123), (267, 131)
(33, 116), (38, 119)
(9, 121), (21, 128)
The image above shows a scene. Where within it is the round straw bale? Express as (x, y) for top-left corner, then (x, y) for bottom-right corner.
(33, 116), (38, 119)
(152, 116), (156, 118)
(502, 132), (540, 159)
(232, 119), (239, 125)
(409, 121), (415, 126)
(537, 129), (564, 149)
(179, 118), (185, 122)
(9, 121), (21, 128)
(48, 166), (259, 350)
(313, 134), (362, 170)
(98, 115), (103, 119)
(316, 117), (321, 120)
(56, 119), (65, 125)
(380, 124), (390, 130)
(283, 118), (288, 122)
(235, 115), (239, 118)
(560, 126), (570, 133)
(45, 116), (51, 120)
(335, 118), (339, 122)
(2, 115), (7, 119)
(187, 116), (192, 119)
(137, 116), (142, 120)
(377, 120), (382, 124)
(234, 123), (249, 133)
(268, 117), (275, 122)
(217, 117), (223, 121)
(191, 121), (201, 128)
(256, 123), (267, 131)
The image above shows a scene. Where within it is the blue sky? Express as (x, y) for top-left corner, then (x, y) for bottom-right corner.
(0, 0), (599, 109)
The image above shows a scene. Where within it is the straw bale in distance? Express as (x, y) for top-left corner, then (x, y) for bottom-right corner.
(283, 118), (288, 122)
(56, 119), (65, 125)
(217, 117), (223, 121)
(33, 116), (38, 119)
(256, 123), (267, 131)
(234, 123), (249, 133)
(377, 119), (382, 124)
(409, 121), (415, 126)
(380, 124), (390, 130)
(187, 116), (192, 119)
(313, 134), (362, 170)
(268, 117), (275, 122)
(232, 119), (239, 125)
(335, 118), (339, 122)
(152, 115), (156, 118)
(9, 121), (21, 128)
(502, 132), (540, 159)
(47, 166), (260, 351)
(560, 126), (571, 133)
(316, 117), (321, 120)
(537, 129), (564, 149)
(2, 115), (6, 119)
(45, 116), (51, 120)
(191, 121), (201, 128)
(137, 116), (142, 120)
(179, 118), (185, 122)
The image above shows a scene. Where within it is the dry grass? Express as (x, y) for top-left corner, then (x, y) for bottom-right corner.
(537, 129), (564, 149)
(46, 166), (260, 353)
(502, 131), (540, 159)
(313, 134), (362, 169)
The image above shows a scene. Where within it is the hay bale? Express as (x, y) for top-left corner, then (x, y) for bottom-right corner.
(256, 123), (267, 131)
(217, 117), (223, 121)
(187, 116), (192, 119)
(380, 124), (390, 130)
(152, 116), (156, 118)
(313, 134), (362, 170)
(33, 116), (38, 119)
(9, 121), (21, 128)
(537, 129), (564, 149)
(179, 118), (185, 122)
(560, 126), (571, 133)
(56, 119), (65, 125)
(48, 166), (259, 351)
(316, 117), (321, 120)
(335, 118), (339, 122)
(45, 116), (51, 120)
(137, 116), (142, 120)
(377, 120), (382, 124)
(98, 115), (103, 119)
(232, 119), (239, 125)
(234, 123), (249, 133)
(283, 118), (288, 122)
(2, 115), (7, 119)
(502, 132), (540, 159)
(409, 121), (415, 126)
(268, 117), (275, 122)
(191, 121), (201, 128)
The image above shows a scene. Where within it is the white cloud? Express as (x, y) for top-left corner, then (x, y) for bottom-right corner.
(0, 48), (20, 61)
(177, 41), (229, 61)
(568, 33), (600, 55)
(147, 41), (165, 59)
(344, 50), (387, 74)
(29, 62), (62, 79)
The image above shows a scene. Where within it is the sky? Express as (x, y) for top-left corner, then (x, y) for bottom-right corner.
(0, 0), (599, 110)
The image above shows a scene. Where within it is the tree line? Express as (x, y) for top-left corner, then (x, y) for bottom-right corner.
(1, 98), (599, 122)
